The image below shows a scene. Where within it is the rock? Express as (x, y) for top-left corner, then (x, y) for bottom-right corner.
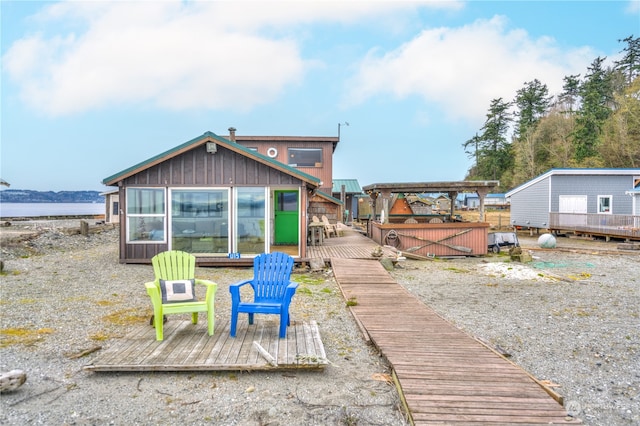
(380, 257), (395, 271)
(0, 370), (27, 393)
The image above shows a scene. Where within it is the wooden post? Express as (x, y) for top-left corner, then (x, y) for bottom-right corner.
(80, 220), (89, 236)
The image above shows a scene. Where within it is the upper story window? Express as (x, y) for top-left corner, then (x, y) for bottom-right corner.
(288, 148), (322, 167)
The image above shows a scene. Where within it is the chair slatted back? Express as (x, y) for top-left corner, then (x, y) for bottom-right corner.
(152, 250), (196, 281)
(252, 252), (294, 301)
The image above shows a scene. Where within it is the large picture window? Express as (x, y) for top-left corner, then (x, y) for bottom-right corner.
(126, 188), (166, 242)
(287, 148), (322, 167)
(235, 187), (267, 255)
(171, 189), (229, 255)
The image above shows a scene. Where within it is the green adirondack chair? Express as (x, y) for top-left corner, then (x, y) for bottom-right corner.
(145, 250), (217, 341)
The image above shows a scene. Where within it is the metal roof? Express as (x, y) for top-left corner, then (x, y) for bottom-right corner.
(505, 168), (640, 197)
(102, 131), (321, 187)
(332, 179), (362, 194)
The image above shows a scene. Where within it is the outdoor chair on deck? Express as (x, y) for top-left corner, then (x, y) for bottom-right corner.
(321, 215), (338, 238)
(145, 250), (218, 341)
(229, 252), (299, 338)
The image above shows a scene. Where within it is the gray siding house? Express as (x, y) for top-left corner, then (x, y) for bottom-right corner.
(506, 168), (640, 240)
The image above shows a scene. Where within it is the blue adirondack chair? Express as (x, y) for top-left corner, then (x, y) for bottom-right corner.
(229, 252), (298, 338)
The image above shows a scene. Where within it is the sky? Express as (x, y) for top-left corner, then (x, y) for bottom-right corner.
(1, 0), (639, 192)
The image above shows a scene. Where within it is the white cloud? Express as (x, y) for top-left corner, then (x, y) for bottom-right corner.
(4, 2), (308, 115)
(627, 0), (640, 14)
(344, 15), (597, 124)
(3, 0), (461, 116)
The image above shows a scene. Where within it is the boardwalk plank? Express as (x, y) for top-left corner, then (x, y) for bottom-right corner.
(331, 252), (576, 425)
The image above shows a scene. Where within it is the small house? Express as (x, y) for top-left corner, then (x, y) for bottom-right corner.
(102, 131), (332, 265)
(505, 168), (640, 240)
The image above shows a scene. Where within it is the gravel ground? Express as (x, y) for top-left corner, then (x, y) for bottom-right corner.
(1, 221), (638, 425)
(0, 222), (407, 426)
(391, 237), (640, 426)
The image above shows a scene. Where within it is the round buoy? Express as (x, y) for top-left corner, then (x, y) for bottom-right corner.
(538, 233), (557, 248)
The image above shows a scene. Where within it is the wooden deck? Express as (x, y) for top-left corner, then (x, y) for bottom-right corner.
(85, 225), (580, 423)
(306, 224), (397, 261)
(85, 319), (327, 372)
(331, 257), (580, 425)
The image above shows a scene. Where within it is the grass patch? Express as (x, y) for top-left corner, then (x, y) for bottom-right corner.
(0, 327), (55, 348)
(103, 308), (148, 326)
(295, 274), (326, 285)
(443, 267), (470, 273)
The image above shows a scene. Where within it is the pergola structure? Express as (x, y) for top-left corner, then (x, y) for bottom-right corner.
(362, 181), (500, 223)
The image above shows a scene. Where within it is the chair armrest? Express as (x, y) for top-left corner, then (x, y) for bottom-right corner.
(229, 279), (252, 304)
(145, 281), (161, 306)
(284, 281), (299, 301)
(229, 279), (252, 293)
(195, 279), (218, 306)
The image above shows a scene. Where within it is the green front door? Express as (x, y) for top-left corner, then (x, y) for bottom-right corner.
(274, 190), (299, 245)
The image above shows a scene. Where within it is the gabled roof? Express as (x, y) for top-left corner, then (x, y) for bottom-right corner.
(332, 179), (362, 194)
(505, 168), (640, 198)
(314, 190), (344, 205)
(102, 131), (321, 187)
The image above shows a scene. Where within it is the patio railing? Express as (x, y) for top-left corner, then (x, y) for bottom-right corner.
(549, 212), (640, 240)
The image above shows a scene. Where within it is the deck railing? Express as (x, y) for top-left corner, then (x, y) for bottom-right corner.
(549, 212), (640, 240)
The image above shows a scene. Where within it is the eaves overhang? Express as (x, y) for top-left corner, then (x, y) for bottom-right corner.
(102, 131), (321, 188)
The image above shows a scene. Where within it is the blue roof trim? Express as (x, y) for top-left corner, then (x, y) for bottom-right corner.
(505, 168), (640, 197)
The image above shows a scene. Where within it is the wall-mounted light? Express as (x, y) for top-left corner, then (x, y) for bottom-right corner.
(206, 142), (217, 154)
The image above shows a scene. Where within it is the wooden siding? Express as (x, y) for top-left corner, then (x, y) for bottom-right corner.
(369, 222), (489, 256)
(122, 144), (302, 187)
(118, 144), (309, 263)
(234, 139), (334, 194)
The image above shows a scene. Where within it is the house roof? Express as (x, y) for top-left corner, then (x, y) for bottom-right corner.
(102, 131), (322, 187)
(231, 135), (340, 152)
(505, 168), (640, 198)
(363, 181), (500, 194)
(315, 190), (344, 205)
(332, 179), (362, 194)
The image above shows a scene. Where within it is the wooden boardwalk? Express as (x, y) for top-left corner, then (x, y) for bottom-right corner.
(331, 257), (579, 425)
(85, 224), (580, 423)
(85, 319), (327, 372)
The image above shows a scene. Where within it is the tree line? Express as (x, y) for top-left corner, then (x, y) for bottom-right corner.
(463, 35), (640, 191)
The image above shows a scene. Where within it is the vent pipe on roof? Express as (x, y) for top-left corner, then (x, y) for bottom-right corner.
(228, 127), (237, 142)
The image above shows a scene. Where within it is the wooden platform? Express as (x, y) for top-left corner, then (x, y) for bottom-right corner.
(85, 319), (327, 372)
(306, 224), (397, 261)
(331, 258), (581, 425)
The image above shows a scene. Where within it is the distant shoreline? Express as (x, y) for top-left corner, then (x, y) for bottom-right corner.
(0, 202), (105, 219)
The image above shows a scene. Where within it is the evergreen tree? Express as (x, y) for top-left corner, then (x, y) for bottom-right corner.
(614, 35), (640, 84)
(573, 57), (614, 161)
(558, 74), (581, 114)
(478, 98), (513, 181)
(514, 79), (553, 139)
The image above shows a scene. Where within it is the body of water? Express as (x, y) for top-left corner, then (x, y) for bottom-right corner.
(0, 203), (105, 218)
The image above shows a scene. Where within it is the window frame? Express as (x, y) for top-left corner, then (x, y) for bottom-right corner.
(125, 187), (167, 243)
(597, 195), (613, 214)
(287, 147), (322, 167)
